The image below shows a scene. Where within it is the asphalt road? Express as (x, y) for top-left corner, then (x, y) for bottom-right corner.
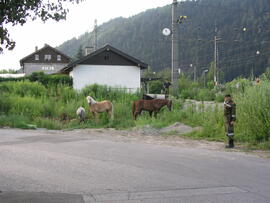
(0, 128), (270, 203)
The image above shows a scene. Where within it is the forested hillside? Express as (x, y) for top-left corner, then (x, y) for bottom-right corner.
(58, 0), (270, 81)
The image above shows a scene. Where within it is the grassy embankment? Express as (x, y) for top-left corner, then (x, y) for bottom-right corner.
(1, 78), (270, 149)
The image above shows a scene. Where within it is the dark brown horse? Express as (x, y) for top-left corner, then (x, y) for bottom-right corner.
(132, 99), (172, 120)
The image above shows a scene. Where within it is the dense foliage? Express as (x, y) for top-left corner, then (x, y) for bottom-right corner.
(0, 72), (73, 86)
(58, 0), (270, 82)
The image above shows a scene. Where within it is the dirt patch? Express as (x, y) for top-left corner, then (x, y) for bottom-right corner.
(130, 122), (200, 137)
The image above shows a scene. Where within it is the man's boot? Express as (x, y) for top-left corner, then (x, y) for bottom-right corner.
(226, 139), (234, 148)
(225, 139), (231, 148)
(230, 139), (235, 148)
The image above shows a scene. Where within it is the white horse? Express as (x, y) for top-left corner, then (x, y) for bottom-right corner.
(76, 106), (86, 122)
(86, 96), (113, 119)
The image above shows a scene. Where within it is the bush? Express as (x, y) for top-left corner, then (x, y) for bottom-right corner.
(149, 80), (164, 94)
(215, 92), (225, 102)
(225, 78), (252, 94)
(195, 88), (216, 101)
(28, 72), (73, 87)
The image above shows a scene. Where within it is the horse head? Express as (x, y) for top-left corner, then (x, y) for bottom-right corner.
(86, 96), (91, 104)
(167, 99), (172, 111)
(86, 96), (97, 105)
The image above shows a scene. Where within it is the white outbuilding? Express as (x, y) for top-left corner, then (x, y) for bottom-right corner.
(60, 44), (148, 92)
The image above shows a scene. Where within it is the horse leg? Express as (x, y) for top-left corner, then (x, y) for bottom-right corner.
(107, 109), (113, 119)
(154, 111), (159, 118)
(134, 110), (141, 120)
(134, 111), (139, 120)
(92, 112), (96, 119)
(149, 111), (153, 117)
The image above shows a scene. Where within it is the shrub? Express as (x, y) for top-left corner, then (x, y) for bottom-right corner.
(28, 72), (72, 87)
(195, 88), (216, 101)
(149, 80), (164, 94)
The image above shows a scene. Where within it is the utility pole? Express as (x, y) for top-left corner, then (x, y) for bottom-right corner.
(171, 0), (179, 95)
(194, 65), (197, 82)
(214, 35), (217, 85)
(214, 35), (221, 85)
(190, 64), (196, 82)
(94, 19), (98, 51)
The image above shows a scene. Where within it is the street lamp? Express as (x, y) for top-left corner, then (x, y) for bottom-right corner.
(203, 69), (208, 88)
(252, 50), (260, 79)
(190, 63), (197, 82)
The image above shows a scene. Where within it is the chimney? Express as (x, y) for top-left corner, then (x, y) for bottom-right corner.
(35, 46), (38, 52)
(85, 46), (94, 56)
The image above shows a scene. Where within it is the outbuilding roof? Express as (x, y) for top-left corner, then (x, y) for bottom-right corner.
(60, 44), (148, 73)
(19, 44), (71, 66)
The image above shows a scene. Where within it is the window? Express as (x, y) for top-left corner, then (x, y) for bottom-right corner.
(42, 66), (55, 71)
(104, 54), (110, 61)
(44, 54), (51, 61)
(57, 55), (61, 61)
(35, 54), (39, 61)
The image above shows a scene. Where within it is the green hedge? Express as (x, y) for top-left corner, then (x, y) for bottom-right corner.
(0, 72), (73, 87)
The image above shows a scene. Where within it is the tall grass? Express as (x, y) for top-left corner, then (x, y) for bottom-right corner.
(235, 81), (270, 146)
(0, 114), (33, 129)
(180, 80), (270, 148)
(1, 78), (270, 149)
(0, 81), (141, 129)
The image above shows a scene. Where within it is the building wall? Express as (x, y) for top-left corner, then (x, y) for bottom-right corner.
(23, 63), (68, 75)
(70, 65), (141, 92)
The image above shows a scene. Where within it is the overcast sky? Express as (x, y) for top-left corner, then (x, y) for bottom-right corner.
(0, 0), (170, 70)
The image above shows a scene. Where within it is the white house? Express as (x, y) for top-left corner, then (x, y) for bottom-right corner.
(60, 44), (148, 92)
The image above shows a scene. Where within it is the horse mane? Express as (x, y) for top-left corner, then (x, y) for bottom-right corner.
(86, 96), (97, 105)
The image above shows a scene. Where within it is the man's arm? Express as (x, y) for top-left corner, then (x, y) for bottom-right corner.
(231, 103), (236, 123)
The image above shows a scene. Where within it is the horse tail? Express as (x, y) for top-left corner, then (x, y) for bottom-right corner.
(132, 101), (136, 119)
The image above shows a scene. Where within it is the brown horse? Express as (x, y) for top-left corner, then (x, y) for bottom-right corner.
(86, 96), (114, 119)
(132, 99), (172, 120)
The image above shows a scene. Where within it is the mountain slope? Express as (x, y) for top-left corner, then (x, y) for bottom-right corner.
(58, 0), (270, 81)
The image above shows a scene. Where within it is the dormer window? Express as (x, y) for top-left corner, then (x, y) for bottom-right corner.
(57, 55), (61, 61)
(44, 54), (51, 61)
(35, 54), (39, 61)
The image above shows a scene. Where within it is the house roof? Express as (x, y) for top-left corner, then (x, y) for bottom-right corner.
(60, 44), (148, 73)
(19, 44), (71, 66)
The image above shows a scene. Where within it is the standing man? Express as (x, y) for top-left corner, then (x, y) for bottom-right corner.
(163, 80), (172, 98)
(224, 94), (236, 148)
